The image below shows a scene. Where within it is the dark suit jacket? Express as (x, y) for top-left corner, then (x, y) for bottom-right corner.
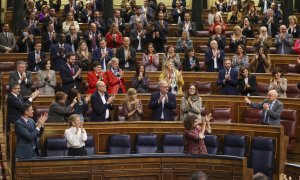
(204, 49), (225, 72)
(248, 99), (283, 125)
(90, 92), (113, 122)
(27, 51), (47, 72)
(65, 33), (81, 52)
(42, 16), (62, 33)
(9, 70), (33, 96)
(41, 32), (57, 52)
(172, 0), (186, 8)
(36, 0), (47, 11)
(216, 68), (239, 95)
(130, 29), (147, 52)
(238, 75), (259, 96)
(261, 17), (279, 38)
(107, 17), (125, 34)
(207, 35), (226, 50)
(89, 18), (107, 35)
(149, 92), (177, 121)
(182, 56), (200, 71)
(15, 117), (43, 159)
(50, 43), (72, 71)
(92, 47), (113, 70)
(83, 30), (102, 52)
(20, 19), (40, 36)
(80, 8), (94, 23)
(178, 21), (196, 37)
(16, 35), (35, 53)
(172, 7), (186, 24)
(63, 2), (83, 20)
(145, 29), (166, 53)
(60, 63), (82, 93)
(116, 47), (136, 71)
(154, 20), (169, 35)
(6, 93), (31, 124)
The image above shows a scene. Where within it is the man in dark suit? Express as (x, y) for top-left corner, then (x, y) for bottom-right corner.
(130, 21), (147, 52)
(65, 25), (81, 52)
(0, 23), (16, 53)
(89, 11), (107, 35)
(9, 61), (34, 96)
(62, 0), (83, 21)
(15, 103), (47, 159)
(50, 33), (72, 71)
(116, 37), (136, 71)
(60, 52), (82, 93)
(261, 8), (279, 38)
(204, 40), (225, 72)
(172, 0), (186, 8)
(149, 80), (177, 121)
(216, 58), (239, 95)
(7, 83), (39, 130)
(258, 0), (272, 13)
(207, 25), (226, 50)
(92, 39), (113, 71)
(42, 22), (57, 52)
(90, 81), (115, 122)
(27, 42), (47, 72)
(83, 23), (103, 52)
(245, 90), (284, 125)
(92, 0), (103, 12)
(178, 12), (196, 37)
(43, 7), (62, 33)
(20, 11), (40, 36)
(154, 12), (169, 36)
(145, 22), (166, 53)
(107, 9), (125, 35)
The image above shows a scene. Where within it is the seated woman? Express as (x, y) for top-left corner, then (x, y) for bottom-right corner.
(182, 47), (200, 71)
(184, 114), (212, 155)
(47, 91), (77, 123)
(64, 114), (87, 156)
(249, 45), (271, 73)
(229, 25), (247, 53)
(159, 61), (184, 95)
(287, 15), (300, 38)
(209, 12), (226, 35)
(105, 58), (126, 94)
(105, 22), (123, 49)
(66, 89), (90, 122)
(175, 31), (193, 53)
(142, 43), (159, 72)
(238, 67), (259, 96)
(123, 88), (143, 121)
(131, 65), (149, 93)
(87, 61), (106, 94)
(227, 4), (242, 24)
(62, 12), (80, 34)
(181, 83), (202, 121)
(269, 67), (287, 98)
(76, 41), (92, 71)
(241, 17), (254, 38)
(39, 5), (49, 22)
(208, 5), (217, 25)
(37, 60), (56, 96)
(231, 44), (249, 71)
(163, 45), (181, 70)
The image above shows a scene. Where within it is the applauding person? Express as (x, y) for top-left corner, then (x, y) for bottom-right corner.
(132, 65), (149, 93)
(159, 62), (184, 95)
(37, 60), (56, 95)
(105, 58), (126, 94)
(87, 61), (106, 94)
(181, 83), (202, 120)
(142, 43), (159, 72)
(268, 67), (287, 98)
(250, 45), (271, 73)
(123, 88), (143, 121)
(205, 40), (225, 72)
(64, 114), (87, 156)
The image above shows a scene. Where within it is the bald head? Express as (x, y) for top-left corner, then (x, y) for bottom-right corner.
(96, 81), (107, 93)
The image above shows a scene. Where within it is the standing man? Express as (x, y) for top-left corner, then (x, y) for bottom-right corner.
(216, 58), (239, 95)
(274, 25), (293, 55)
(15, 103), (48, 159)
(27, 42), (47, 72)
(90, 81), (115, 122)
(116, 37), (136, 71)
(84, 23), (103, 52)
(60, 52), (82, 93)
(245, 89), (283, 125)
(149, 80), (177, 121)
(92, 38), (113, 71)
(9, 61), (34, 96)
(0, 23), (16, 53)
(178, 12), (196, 37)
(204, 40), (225, 72)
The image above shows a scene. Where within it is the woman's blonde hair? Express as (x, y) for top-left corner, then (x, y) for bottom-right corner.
(125, 88), (137, 108)
(76, 41), (89, 59)
(68, 114), (80, 126)
(288, 15), (298, 24)
(109, 22), (120, 34)
(108, 57), (119, 69)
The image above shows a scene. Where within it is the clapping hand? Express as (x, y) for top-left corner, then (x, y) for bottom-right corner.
(31, 89), (40, 99)
(244, 97), (251, 104)
(205, 113), (213, 122)
(37, 112), (48, 128)
(85, 94), (91, 103)
(107, 95), (115, 104)
(263, 103), (269, 110)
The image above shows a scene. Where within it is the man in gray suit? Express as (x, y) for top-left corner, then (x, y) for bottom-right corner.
(178, 12), (196, 37)
(15, 103), (48, 159)
(274, 25), (293, 54)
(0, 23), (16, 53)
(245, 89), (284, 125)
(9, 61), (33, 96)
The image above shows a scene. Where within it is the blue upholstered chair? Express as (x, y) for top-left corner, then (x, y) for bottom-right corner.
(135, 134), (158, 154)
(107, 134), (131, 154)
(223, 134), (246, 157)
(204, 135), (218, 155)
(162, 134), (184, 153)
(85, 134), (95, 155)
(44, 137), (68, 157)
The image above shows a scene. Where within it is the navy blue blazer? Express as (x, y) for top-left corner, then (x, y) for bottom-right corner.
(216, 68), (239, 95)
(90, 92), (113, 122)
(65, 33), (81, 52)
(15, 117), (43, 159)
(27, 51), (47, 72)
(60, 63), (82, 93)
(50, 43), (72, 71)
(204, 49), (225, 72)
(116, 47), (136, 71)
(83, 30), (102, 52)
(92, 48), (113, 70)
(238, 75), (259, 96)
(6, 93), (31, 124)
(41, 32), (58, 52)
(149, 92), (177, 121)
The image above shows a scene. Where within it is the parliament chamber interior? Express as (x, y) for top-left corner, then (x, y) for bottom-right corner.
(0, 0), (300, 179)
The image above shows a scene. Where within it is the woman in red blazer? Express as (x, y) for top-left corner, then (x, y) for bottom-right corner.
(105, 57), (126, 94)
(87, 61), (106, 94)
(105, 22), (123, 49)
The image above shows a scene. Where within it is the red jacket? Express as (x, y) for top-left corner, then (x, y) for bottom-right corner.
(105, 70), (126, 94)
(87, 71), (106, 94)
(105, 32), (123, 49)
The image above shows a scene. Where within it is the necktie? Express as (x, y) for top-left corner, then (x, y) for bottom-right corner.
(92, 33), (96, 50)
(70, 66), (75, 75)
(17, 96), (23, 103)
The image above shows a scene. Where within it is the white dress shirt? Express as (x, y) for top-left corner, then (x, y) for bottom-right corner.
(64, 126), (87, 148)
(99, 92), (109, 119)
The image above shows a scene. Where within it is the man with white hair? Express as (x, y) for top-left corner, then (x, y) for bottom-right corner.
(204, 40), (225, 72)
(245, 89), (283, 125)
(274, 25), (293, 54)
(149, 80), (177, 121)
(253, 26), (273, 50)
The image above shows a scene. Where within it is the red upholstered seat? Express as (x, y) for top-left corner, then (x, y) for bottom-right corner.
(280, 109), (298, 150)
(148, 81), (159, 93)
(211, 108), (231, 123)
(118, 105), (125, 121)
(244, 108), (262, 124)
(256, 83), (269, 97)
(195, 81), (212, 95)
(34, 106), (49, 122)
(0, 62), (15, 72)
(286, 84), (300, 98)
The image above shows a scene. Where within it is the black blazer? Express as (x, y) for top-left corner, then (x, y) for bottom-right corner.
(89, 18), (107, 35)
(238, 75), (259, 96)
(149, 92), (177, 121)
(6, 93), (31, 124)
(130, 29), (147, 52)
(41, 32), (57, 52)
(83, 30), (102, 52)
(65, 33), (81, 52)
(16, 35), (35, 53)
(261, 17), (279, 38)
(90, 92), (113, 122)
(60, 63), (82, 93)
(116, 47), (136, 71)
(182, 56), (200, 71)
(27, 51), (47, 72)
(50, 43), (72, 71)
(42, 16), (62, 33)
(145, 29), (166, 53)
